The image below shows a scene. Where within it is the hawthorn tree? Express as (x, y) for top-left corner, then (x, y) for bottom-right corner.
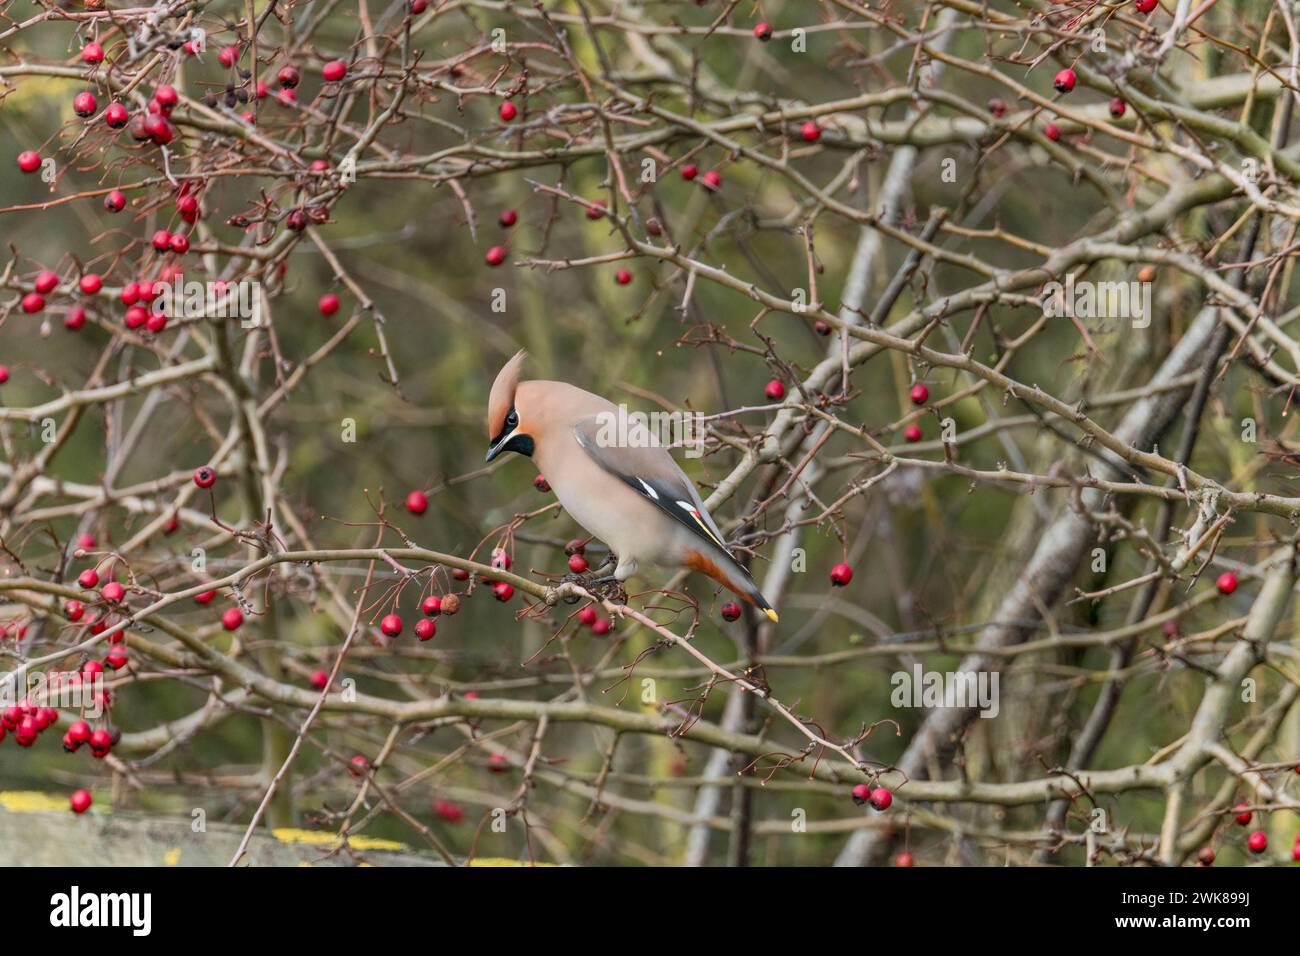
(0, 0), (1298, 867)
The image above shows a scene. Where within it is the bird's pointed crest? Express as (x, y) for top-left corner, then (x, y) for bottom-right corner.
(488, 349), (527, 439)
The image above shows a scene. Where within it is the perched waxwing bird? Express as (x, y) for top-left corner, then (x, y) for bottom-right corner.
(486, 350), (779, 622)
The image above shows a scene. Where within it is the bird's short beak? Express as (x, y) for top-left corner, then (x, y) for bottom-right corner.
(485, 440), (504, 463)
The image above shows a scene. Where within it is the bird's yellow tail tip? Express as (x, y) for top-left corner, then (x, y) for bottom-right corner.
(764, 608), (780, 623)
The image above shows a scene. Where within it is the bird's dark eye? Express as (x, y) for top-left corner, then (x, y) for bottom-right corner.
(506, 408), (518, 429)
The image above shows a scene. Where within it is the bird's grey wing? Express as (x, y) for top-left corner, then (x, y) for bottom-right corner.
(572, 415), (731, 554)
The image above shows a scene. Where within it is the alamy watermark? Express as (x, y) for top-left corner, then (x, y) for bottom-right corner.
(891, 664), (1000, 718)
(592, 405), (706, 458)
(155, 273), (262, 327)
(1042, 273), (1152, 329)
(1, 669), (106, 718)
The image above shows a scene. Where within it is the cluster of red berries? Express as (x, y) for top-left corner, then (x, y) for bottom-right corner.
(851, 783), (893, 811)
(1, 701), (60, 748)
(61, 716), (114, 760)
(576, 605), (613, 636)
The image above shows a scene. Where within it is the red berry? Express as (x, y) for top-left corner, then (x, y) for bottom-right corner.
(151, 229), (172, 251)
(1136, 0), (1157, 11)
(491, 549), (511, 571)
(988, 98), (1007, 118)
(195, 590), (216, 604)
(124, 305), (148, 330)
(485, 245), (507, 267)
(1217, 572), (1238, 595)
(73, 92), (98, 118)
(277, 66), (300, 89)
(17, 150), (40, 173)
(104, 645), (128, 671)
(219, 47), (237, 68)
(79, 274), (102, 295)
(119, 282), (140, 306)
(34, 271), (59, 294)
(909, 383), (929, 405)
(894, 852), (914, 867)
(405, 490), (428, 515)
(615, 268), (632, 285)
(67, 720), (91, 744)
(492, 581), (515, 602)
(103, 102), (129, 129)
(869, 787), (893, 811)
(82, 43), (104, 64)
(349, 754), (369, 777)
(310, 670), (329, 690)
(1248, 831), (1268, 854)
(21, 292), (45, 314)
(0, 365), (8, 385)
(830, 562), (853, 587)
(564, 539), (587, 556)
(411, 0), (427, 11)
(380, 613), (403, 637)
(177, 194), (200, 222)
(286, 209), (307, 231)
(585, 199), (607, 220)
(221, 607), (244, 631)
(720, 601), (742, 622)
(701, 170), (722, 191)
(499, 209), (518, 228)
(1234, 805), (1252, 825)
(318, 293), (340, 316)
(65, 600), (85, 622)
(754, 22), (773, 41)
(276, 88), (297, 107)
(488, 753), (508, 773)
(577, 606), (598, 627)
(145, 115), (174, 145)
(322, 59), (347, 82)
(452, 568), (470, 582)
(851, 783), (871, 805)
(800, 120), (821, 142)
(591, 617), (611, 636)
(169, 233), (190, 254)
(434, 798), (463, 822)
(1109, 98), (1127, 118)
(533, 474), (551, 493)
(193, 466), (216, 489)
(764, 379), (785, 400)
(414, 618), (436, 641)
(681, 163), (698, 181)
(88, 727), (112, 755)
(78, 569), (100, 589)
(100, 581), (125, 603)
(1044, 122), (1062, 142)
(65, 307), (86, 330)
(154, 84), (178, 109)
(104, 189), (126, 212)
(903, 424), (923, 442)
(1053, 68), (1077, 94)
(498, 100), (518, 122)
(568, 554), (589, 574)
(421, 595), (442, 616)
(70, 789), (92, 814)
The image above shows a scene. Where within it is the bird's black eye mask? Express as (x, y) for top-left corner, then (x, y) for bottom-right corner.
(486, 406), (534, 461)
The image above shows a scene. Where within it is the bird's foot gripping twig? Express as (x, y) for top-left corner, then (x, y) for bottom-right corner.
(586, 575), (628, 605)
(557, 569), (626, 605)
